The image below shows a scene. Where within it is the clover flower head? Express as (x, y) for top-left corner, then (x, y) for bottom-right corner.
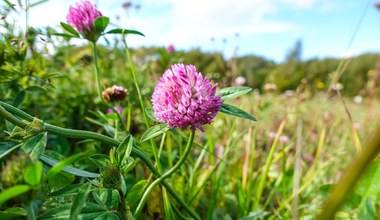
(166, 44), (175, 53)
(102, 85), (128, 103)
(67, 0), (102, 41)
(152, 64), (223, 132)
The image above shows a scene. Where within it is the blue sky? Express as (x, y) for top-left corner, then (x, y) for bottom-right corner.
(23, 0), (380, 62)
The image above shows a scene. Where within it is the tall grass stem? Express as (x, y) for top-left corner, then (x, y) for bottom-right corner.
(253, 120), (286, 210)
(316, 125), (380, 219)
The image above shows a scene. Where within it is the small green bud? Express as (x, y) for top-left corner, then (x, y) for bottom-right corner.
(99, 164), (122, 189)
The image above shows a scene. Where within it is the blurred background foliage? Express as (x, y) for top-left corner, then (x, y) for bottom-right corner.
(1, 1), (380, 218)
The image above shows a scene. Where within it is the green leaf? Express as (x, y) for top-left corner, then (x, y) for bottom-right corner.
(52, 33), (79, 39)
(357, 198), (378, 220)
(0, 142), (22, 159)
(126, 180), (148, 207)
(13, 90), (25, 107)
(117, 135), (134, 165)
(44, 151), (88, 181)
(70, 183), (92, 220)
(4, 37), (16, 56)
(21, 132), (47, 160)
(38, 202), (118, 220)
(105, 28), (145, 37)
(25, 86), (47, 93)
(94, 16), (109, 33)
(89, 154), (110, 168)
(217, 86), (252, 100)
(355, 160), (380, 200)
(23, 161), (43, 186)
(0, 185), (31, 207)
(48, 172), (75, 188)
(95, 213), (119, 220)
(0, 207), (27, 219)
(140, 124), (170, 142)
(60, 22), (80, 37)
(92, 188), (120, 209)
(120, 156), (134, 174)
(219, 103), (257, 121)
(50, 183), (86, 197)
(30, 0), (49, 7)
(145, 107), (158, 121)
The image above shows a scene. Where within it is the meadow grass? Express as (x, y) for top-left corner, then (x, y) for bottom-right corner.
(1, 1), (380, 219)
(190, 91), (380, 219)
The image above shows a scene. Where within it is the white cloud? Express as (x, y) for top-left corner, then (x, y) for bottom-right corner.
(15, 0), (343, 61)
(121, 0), (298, 50)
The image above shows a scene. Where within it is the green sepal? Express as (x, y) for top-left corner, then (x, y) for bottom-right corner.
(94, 16), (109, 33)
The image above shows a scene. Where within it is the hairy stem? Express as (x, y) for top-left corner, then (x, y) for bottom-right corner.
(135, 130), (196, 216)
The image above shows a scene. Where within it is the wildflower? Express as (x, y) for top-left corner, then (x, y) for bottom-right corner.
(264, 83), (277, 92)
(234, 76), (246, 86)
(1, 153), (31, 188)
(166, 44), (175, 53)
(332, 83), (343, 91)
(67, 0), (103, 42)
(102, 85), (128, 103)
(354, 95), (362, 104)
(279, 135), (290, 144)
(269, 132), (289, 144)
(151, 64), (223, 131)
(107, 106), (123, 115)
(269, 131), (277, 140)
(353, 121), (361, 129)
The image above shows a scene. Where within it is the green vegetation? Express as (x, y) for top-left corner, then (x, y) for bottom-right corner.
(1, 1), (380, 219)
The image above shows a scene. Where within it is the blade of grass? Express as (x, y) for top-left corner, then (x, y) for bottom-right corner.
(206, 121), (237, 220)
(291, 119), (303, 220)
(304, 126), (326, 179)
(242, 127), (253, 190)
(316, 125), (380, 219)
(253, 120), (286, 210)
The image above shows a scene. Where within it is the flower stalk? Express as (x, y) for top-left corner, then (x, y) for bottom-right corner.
(92, 42), (103, 101)
(122, 36), (163, 172)
(134, 130), (196, 216)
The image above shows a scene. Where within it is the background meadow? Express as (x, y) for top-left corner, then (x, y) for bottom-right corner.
(1, 0), (380, 219)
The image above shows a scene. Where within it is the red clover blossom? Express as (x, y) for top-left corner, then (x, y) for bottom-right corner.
(102, 85), (128, 103)
(67, 0), (102, 42)
(152, 64), (223, 132)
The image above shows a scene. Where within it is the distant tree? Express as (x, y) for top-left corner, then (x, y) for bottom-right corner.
(286, 39), (303, 62)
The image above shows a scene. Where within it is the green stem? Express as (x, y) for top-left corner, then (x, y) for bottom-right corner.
(158, 132), (167, 158)
(91, 42), (125, 130)
(0, 106), (28, 128)
(92, 42), (103, 101)
(25, 201), (35, 220)
(134, 130), (196, 216)
(0, 101), (200, 220)
(121, 37), (149, 129)
(122, 36), (162, 173)
(117, 189), (127, 219)
(24, 0), (29, 44)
